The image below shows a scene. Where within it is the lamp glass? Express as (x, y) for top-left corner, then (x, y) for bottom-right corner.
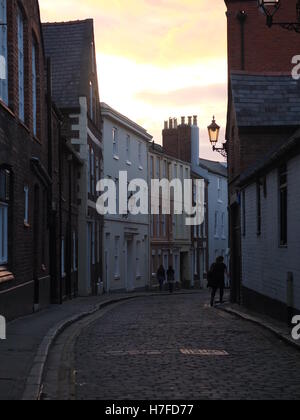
(208, 117), (220, 145)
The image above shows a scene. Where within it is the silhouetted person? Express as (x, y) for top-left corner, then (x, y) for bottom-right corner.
(157, 265), (166, 292)
(209, 256), (227, 307)
(167, 266), (175, 294)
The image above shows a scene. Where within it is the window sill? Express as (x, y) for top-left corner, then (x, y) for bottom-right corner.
(0, 100), (15, 118)
(114, 275), (120, 280)
(126, 161), (132, 166)
(113, 155), (120, 161)
(0, 267), (15, 284)
(139, 166), (144, 171)
(24, 222), (30, 229)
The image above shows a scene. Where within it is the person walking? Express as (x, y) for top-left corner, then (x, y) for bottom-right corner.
(157, 265), (166, 292)
(209, 256), (228, 307)
(167, 266), (175, 294)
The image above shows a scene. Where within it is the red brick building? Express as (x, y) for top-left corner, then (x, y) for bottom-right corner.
(225, 0), (300, 304)
(0, 0), (51, 319)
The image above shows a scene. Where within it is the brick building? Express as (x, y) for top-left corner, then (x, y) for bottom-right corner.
(162, 117), (212, 288)
(0, 0), (51, 319)
(149, 142), (192, 289)
(225, 0), (300, 311)
(43, 20), (103, 296)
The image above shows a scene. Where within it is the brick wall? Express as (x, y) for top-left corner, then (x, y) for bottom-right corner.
(0, 0), (50, 319)
(225, 0), (300, 74)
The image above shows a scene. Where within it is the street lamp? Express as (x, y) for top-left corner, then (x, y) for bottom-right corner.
(208, 116), (227, 158)
(258, 0), (300, 33)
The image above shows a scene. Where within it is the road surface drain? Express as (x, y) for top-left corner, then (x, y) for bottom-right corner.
(180, 349), (229, 356)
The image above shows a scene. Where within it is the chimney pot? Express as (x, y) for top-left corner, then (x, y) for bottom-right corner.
(181, 117), (185, 125)
(164, 121), (168, 130)
(188, 116), (192, 126)
(193, 116), (198, 126)
(174, 118), (178, 129)
(169, 118), (173, 129)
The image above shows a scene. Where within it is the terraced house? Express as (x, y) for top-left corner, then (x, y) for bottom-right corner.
(43, 19), (103, 296)
(0, 0), (51, 318)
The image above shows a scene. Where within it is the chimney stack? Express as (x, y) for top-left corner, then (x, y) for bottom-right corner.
(193, 116), (198, 126)
(164, 121), (168, 130)
(181, 117), (185, 126)
(174, 118), (178, 129)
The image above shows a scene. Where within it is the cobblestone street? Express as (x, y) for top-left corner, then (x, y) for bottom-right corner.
(70, 293), (300, 400)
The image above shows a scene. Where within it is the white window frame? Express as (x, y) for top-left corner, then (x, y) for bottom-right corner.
(0, 0), (8, 105)
(18, 7), (25, 121)
(24, 185), (29, 225)
(113, 127), (118, 157)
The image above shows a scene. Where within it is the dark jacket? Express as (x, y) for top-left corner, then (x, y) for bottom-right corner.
(208, 262), (227, 288)
(167, 268), (175, 283)
(157, 266), (166, 281)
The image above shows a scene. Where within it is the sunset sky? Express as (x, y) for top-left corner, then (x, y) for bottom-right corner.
(40, 0), (228, 161)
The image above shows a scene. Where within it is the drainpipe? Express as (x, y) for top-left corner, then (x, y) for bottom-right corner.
(237, 11), (247, 71)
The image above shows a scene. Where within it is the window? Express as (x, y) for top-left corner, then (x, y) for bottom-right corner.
(89, 81), (94, 121)
(24, 185), (29, 224)
(91, 148), (95, 194)
(73, 231), (77, 271)
(138, 143), (142, 167)
(162, 215), (167, 237)
(163, 161), (167, 179)
(0, 0), (8, 105)
(257, 181), (262, 236)
(218, 178), (222, 201)
(156, 215), (160, 237)
(151, 215), (154, 237)
(279, 165), (288, 246)
(96, 156), (100, 195)
(173, 164), (177, 180)
(113, 128), (118, 157)
(32, 41), (37, 136)
(214, 211), (219, 237)
(221, 212), (225, 238)
(150, 156), (154, 179)
(136, 241), (141, 277)
(18, 7), (25, 121)
(156, 158), (160, 179)
(126, 135), (131, 162)
(0, 169), (9, 265)
(114, 237), (120, 278)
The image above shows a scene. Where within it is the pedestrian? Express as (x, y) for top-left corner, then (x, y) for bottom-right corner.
(157, 265), (166, 292)
(167, 266), (175, 294)
(208, 256), (228, 307)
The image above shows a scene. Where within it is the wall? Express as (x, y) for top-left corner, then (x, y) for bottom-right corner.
(242, 153), (300, 317)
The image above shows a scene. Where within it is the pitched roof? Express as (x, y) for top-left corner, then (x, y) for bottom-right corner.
(199, 159), (228, 178)
(42, 20), (94, 109)
(240, 130), (300, 185)
(231, 73), (300, 127)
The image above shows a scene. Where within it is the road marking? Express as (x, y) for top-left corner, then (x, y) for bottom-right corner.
(180, 349), (229, 356)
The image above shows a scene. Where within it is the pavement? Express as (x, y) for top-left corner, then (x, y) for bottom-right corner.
(43, 292), (300, 400)
(1, 290), (300, 400)
(0, 292), (155, 400)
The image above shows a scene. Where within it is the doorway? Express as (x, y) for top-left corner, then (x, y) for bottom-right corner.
(33, 185), (40, 311)
(126, 239), (134, 291)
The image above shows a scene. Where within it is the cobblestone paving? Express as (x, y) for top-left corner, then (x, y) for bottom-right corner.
(74, 293), (300, 400)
